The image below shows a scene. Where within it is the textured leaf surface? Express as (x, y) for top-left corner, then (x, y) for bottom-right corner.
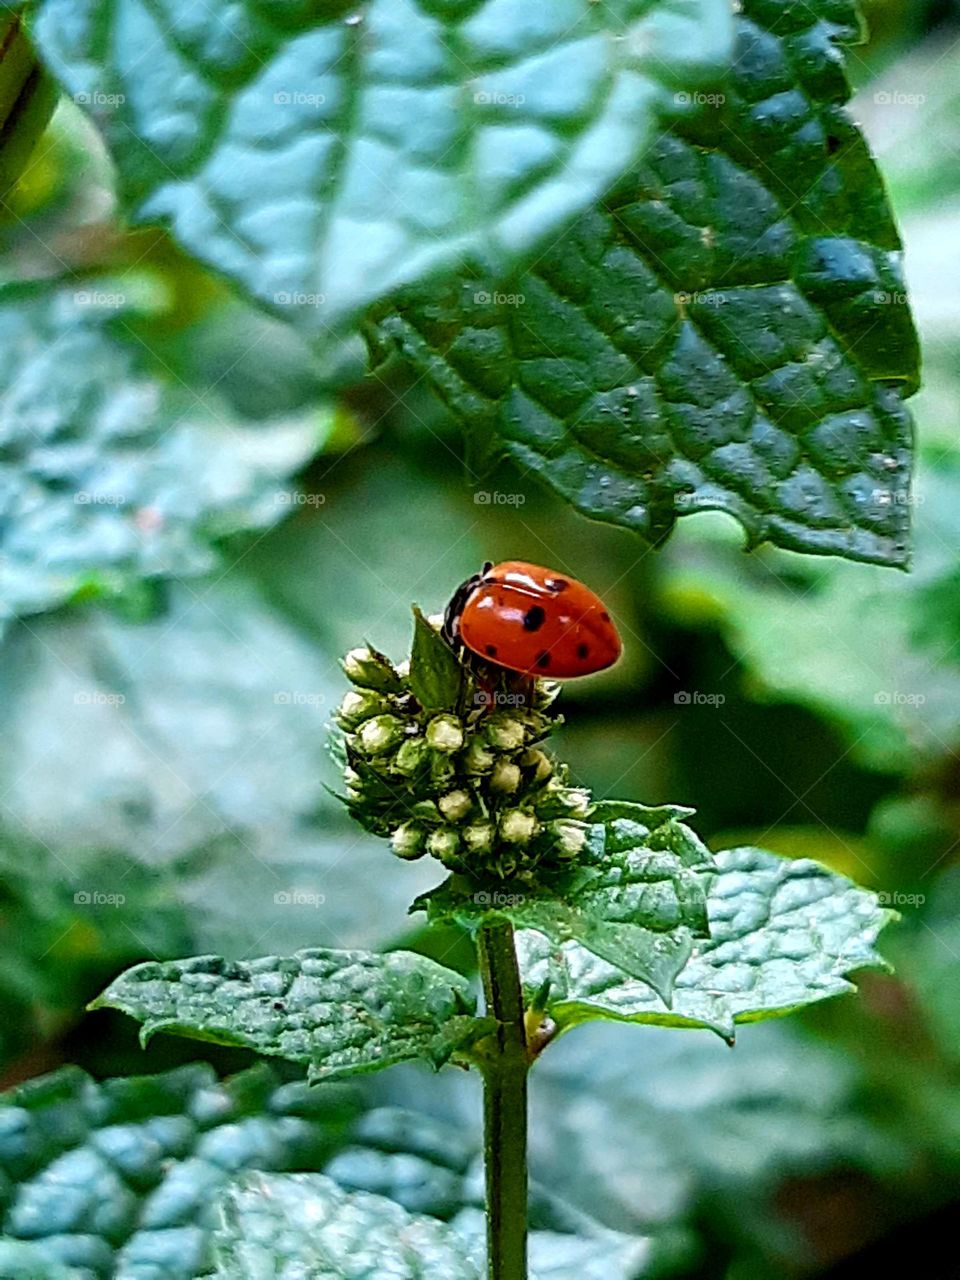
(0, 1063), (361, 1280)
(0, 1064), (659, 1280)
(93, 950), (487, 1080)
(420, 802), (714, 1001)
(0, 279), (325, 624)
(518, 845), (893, 1041)
(210, 1172), (654, 1280)
(374, 0), (919, 565)
(30, 0), (732, 330)
(211, 1172), (481, 1280)
(661, 447), (960, 773)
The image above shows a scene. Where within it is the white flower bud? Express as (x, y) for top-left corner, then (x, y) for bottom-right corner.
(463, 820), (495, 855)
(521, 748), (553, 784)
(357, 714), (405, 756)
(427, 828), (460, 861)
(464, 740), (496, 774)
(341, 647), (402, 692)
(490, 759), (521, 794)
(552, 819), (589, 858)
(486, 717), (526, 752)
(392, 822), (425, 860)
(393, 737), (427, 776)
(560, 787), (592, 818)
(499, 809), (538, 845)
(426, 714), (464, 754)
(337, 688), (388, 728)
(439, 790), (473, 822)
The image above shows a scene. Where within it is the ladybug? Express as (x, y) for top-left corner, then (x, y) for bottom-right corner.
(443, 561), (622, 678)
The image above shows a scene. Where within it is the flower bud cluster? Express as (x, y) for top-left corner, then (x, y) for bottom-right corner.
(334, 640), (593, 880)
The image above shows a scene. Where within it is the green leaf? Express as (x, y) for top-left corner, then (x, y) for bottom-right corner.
(0, 1063), (362, 1280)
(419, 802), (714, 1002)
(373, 0), (919, 567)
(518, 845), (893, 1042)
(0, 11), (56, 202)
(409, 606), (463, 713)
(0, 1242), (76, 1279)
(30, 0), (733, 332)
(0, 1062), (660, 1279)
(661, 447), (960, 773)
(0, 278), (327, 625)
(92, 950), (489, 1080)
(210, 1172), (481, 1280)
(209, 1171), (654, 1280)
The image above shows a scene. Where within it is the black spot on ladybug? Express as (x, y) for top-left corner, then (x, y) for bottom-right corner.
(544, 577), (568, 592)
(485, 644), (498, 657)
(576, 643), (590, 660)
(535, 651), (551, 669)
(523, 605), (546, 632)
(601, 611), (610, 622)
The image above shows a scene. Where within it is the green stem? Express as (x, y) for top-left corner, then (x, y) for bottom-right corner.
(478, 920), (529, 1280)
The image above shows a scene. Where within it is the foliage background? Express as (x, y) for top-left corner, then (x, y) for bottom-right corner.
(1, 1), (959, 1277)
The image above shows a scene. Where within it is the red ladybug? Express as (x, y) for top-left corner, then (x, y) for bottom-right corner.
(444, 561), (621, 678)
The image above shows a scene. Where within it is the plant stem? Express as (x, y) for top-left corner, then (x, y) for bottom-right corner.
(478, 919), (529, 1280)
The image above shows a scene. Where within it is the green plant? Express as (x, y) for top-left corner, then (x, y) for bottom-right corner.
(87, 610), (892, 1278)
(0, 0), (938, 1275)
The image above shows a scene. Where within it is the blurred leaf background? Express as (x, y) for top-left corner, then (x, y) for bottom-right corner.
(1, 2), (960, 1277)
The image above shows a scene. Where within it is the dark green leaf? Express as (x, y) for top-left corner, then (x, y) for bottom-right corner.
(518, 845), (893, 1041)
(209, 1171), (655, 1280)
(0, 1063), (361, 1280)
(0, 11), (56, 202)
(409, 607), (463, 714)
(210, 1172), (481, 1280)
(0, 278), (327, 625)
(373, 0), (919, 566)
(661, 447), (960, 773)
(419, 802), (714, 1002)
(30, 0), (733, 331)
(92, 950), (489, 1080)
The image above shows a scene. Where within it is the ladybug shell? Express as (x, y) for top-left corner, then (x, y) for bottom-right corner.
(458, 561), (621, 678)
